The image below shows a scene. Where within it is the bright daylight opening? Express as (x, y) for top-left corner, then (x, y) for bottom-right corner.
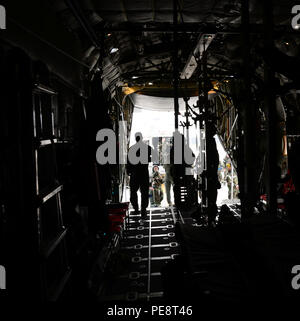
(123, 96), (239, 208)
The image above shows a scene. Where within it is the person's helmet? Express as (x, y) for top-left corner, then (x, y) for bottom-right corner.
(135, 132), (143, 142)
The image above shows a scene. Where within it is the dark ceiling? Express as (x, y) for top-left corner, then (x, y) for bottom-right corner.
(50, 0), (300, 97)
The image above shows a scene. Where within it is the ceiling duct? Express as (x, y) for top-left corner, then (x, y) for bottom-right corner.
(180, 34), (215, 79)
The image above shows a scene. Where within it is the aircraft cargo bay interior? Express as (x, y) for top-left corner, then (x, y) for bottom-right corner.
(1, 0), (300, 312)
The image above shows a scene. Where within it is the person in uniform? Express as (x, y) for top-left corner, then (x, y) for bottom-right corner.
(152, 165), (164, 207)
(127, 132), (153, 218)
(224, 161), (238, 199)
(205, 123), (221, 225)
(163, 140), (174, 206)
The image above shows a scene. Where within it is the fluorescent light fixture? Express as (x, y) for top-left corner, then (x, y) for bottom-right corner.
(110, 48), (119, 54)
(148, 82), (153, 85)
(132, 76), (139, 79)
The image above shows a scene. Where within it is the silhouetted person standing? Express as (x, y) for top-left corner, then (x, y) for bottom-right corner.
(163, 140), (174, 206)
(127, 133), (154, 218)
(205, 123), (221, 225)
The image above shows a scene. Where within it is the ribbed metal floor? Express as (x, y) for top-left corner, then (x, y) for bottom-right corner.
(99, 207), (180, 302)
